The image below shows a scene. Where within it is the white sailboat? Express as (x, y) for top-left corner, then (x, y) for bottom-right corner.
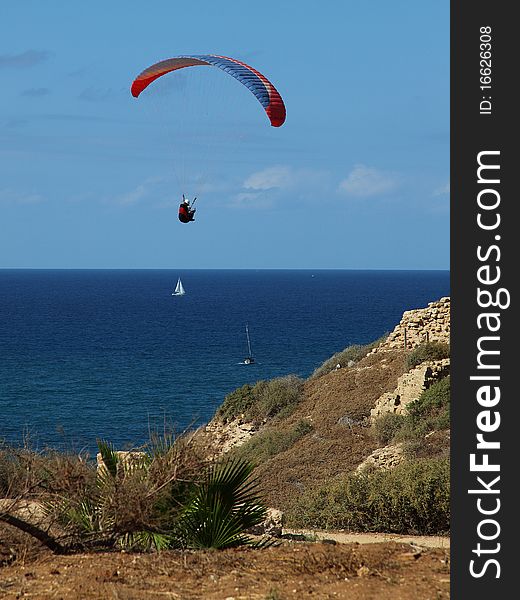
(172, 277), (185, 296)
(243, 324), (255, 365)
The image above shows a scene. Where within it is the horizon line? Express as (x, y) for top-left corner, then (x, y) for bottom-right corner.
(0, 267), (450, 272)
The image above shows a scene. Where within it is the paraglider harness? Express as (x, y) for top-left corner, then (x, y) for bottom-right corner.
(178, 194), (196, 223)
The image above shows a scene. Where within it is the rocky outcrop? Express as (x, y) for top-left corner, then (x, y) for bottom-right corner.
(374, 297), (450, 352)
(370, 359), (450, 421)
(203, 416), (258, 455)
(247, 508), (284, 537)
(356, 444), (405, 472)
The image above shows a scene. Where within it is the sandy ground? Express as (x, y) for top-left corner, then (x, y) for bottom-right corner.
(0, 538), (449, 600)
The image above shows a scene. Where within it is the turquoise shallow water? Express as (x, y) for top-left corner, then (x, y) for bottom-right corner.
(0, 269), (449, 453)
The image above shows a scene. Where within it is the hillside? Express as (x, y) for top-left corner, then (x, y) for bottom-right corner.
(201, 297), (451, 530)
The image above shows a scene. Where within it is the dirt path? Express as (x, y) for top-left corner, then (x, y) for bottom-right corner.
(284, 529), (450, 549)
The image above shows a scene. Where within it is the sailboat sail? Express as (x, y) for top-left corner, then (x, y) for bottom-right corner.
(243, 324), (254, 364)
(173, 278), (185, 296)
(246, 324), (252, 357)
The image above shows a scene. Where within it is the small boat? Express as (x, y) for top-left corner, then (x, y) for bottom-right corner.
(242, 323), (255, 365)
(172, 277), (185, 296)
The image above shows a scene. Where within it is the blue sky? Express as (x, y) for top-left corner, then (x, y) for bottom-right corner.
(1, 0), (449, 269)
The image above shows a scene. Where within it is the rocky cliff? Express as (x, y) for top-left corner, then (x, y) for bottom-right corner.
(373, 296), (450, 352)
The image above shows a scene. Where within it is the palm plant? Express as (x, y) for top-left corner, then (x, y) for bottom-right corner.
(42, 439), (268, 552)
(177, 458), (267, 549)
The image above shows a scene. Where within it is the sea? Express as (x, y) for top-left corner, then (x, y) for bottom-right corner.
(1, 270), (449, 455)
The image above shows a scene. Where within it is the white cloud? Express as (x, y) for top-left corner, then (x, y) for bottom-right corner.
(112, 175), (177, 207)
(243, 166), (293, 190)
(114, 184), (149, 206)
(231, 165), (329, 209)
(243, 165), (326, 192)
(338, 164), (398, 197)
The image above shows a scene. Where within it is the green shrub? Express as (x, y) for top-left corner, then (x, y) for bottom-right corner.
(233, 420), (313, 464)
(407, 376), (450, 428)
(292, 419), (314, 438)
(372, 377), (451, 445)
(372, 413), (407, 445)
(216, 376), (304, 424)
(253, 376), (304, 421)
(216, 384), (256, 423)
(405, 341), (450, 370)
(310, 335), (388, 380)
(398, 376), (451, 439)
(287, 457), (450, 534)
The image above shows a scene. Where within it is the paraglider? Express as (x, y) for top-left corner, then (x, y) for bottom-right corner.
(131, 54), (286, 223)
(178, 194), (196, 223)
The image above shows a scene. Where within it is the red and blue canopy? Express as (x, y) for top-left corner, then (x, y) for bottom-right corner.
(131, 54), (286, 127)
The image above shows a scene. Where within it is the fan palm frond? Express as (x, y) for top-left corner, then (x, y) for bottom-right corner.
(178, 458), (267, 549)
(96, 439), (119, 479)
(119, 530), (172, 552)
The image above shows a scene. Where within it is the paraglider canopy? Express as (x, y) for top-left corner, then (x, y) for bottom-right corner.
(131, 54), (286, 127)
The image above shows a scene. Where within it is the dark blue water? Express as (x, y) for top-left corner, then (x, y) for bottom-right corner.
(1, 270), (449, 453)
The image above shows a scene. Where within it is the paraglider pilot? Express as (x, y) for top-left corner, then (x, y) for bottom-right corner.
(178, 194), (196, 223)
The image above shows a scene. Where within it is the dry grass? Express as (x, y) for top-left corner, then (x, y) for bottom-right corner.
(244, 351), (410, 509)
(0, 537), (450, 599)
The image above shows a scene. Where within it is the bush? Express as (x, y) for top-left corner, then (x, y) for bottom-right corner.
(233, 420), (313, 464)
(216, 384), (256, 423)
(310, 336), (388, 380)
(372, 413), (406, 445)
(0, 444), (94, 500)
(405, 341), (450, 370)
(1, 437), (267, 553)
(254, 376), (304, 421)
(287, 457), (450, 534)
(0, 445), (22, 497)
(216, 376), (304, 425)
(372, 377), (451, 445)
(407, 376), (450, 431)
(408, 376), (450, 418)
